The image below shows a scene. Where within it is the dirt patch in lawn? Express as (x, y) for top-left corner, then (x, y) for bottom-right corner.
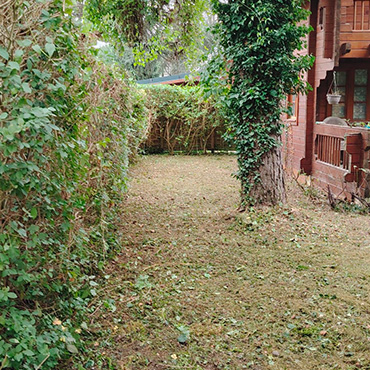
(95, 155), (370, 370)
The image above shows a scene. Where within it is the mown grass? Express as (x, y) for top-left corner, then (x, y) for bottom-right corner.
(91, 155), (370, 370)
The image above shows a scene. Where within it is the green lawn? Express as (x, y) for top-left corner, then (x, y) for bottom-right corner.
(92, 155), (370, 370)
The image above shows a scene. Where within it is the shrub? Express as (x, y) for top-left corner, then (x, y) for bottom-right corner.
(142, 84), (227, 154)
(0, 1), (147, 368)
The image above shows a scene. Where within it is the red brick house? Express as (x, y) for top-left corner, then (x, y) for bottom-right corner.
(285, 0), (370, 197)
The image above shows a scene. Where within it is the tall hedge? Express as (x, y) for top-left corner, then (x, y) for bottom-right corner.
(143, 84), (226, 154)
(0, 1), (147, 368)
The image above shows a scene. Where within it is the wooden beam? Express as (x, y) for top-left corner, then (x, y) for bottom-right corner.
(340, 42), (352, 55)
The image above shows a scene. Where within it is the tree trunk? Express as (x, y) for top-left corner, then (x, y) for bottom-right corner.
(242, 135), (286, 206)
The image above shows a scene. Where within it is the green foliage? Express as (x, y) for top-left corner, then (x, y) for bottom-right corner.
(84, 0), (211, 71)
(176, 324), (190, 344)
(97, 44), (163, 80)
(142, 84), (226, 154)
(203, 0), (314, 205)
(0, 1), (147, 369)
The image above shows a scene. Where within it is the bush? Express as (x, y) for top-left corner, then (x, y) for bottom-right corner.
(0, 1), (147, 368)
(142, 84), (227, 154)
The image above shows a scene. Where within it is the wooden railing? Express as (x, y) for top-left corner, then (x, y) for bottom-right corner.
(312, 124), (369, 195)
(315, 134), (351, 170)
(354, 0), (370, 30)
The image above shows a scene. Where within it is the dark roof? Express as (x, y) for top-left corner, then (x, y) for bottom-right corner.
(137, 72), (190, 85)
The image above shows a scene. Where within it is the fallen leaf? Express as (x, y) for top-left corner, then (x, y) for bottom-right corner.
(67, 344), (78, 354)
(53, 318), (62, 326)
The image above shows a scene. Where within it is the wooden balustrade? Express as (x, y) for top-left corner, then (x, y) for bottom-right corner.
(315, 134), (351, 170)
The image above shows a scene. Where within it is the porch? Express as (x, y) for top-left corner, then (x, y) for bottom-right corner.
(312, 122), (370, 197)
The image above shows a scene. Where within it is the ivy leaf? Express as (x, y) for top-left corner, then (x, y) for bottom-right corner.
(31, 208), (37, 219)
(22, 83), (32, 94)
(0, 47), (9, 60)
(1, 122), (23, 140)
(31, 107), (52, 118)
(176, 325), (190, 344)
(17, 39), (32, 47)
(14, 353), (23, 362)
(66, 344), (78, 354)
(23, 349), (34, 356)
(45, 43), (56, 57)
(177, 333), (189, 344)
(32, 45), (42, 54)
(14, 49), (24, 60)
(81, 322), (88, 330)
(81, 21), (92, 34)
(8, 61), (20, 71)
(0, 112), (8, 120)
(134, 275), (152, 290)
(17, 228), (27, 238)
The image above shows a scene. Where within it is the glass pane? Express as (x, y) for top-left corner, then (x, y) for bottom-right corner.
(353, 103), (366, 120)
(337, 87), (346, 100)
(337, 71), (347, 86)
(354, 87), (367, 102)
(355, 69), (368, 86)
(332, 103), (346, 118)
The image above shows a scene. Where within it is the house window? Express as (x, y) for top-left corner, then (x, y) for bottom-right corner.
(331, 68), (370, 122)
(353, 69), (368, 120)
(332, 71), (347, 118)
(287, 94), (299, 123)
(319, 7), (326, 30)
(354, 0), (370, 31)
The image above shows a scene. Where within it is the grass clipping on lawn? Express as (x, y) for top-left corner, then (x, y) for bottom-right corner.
(95, 155), (370, 370)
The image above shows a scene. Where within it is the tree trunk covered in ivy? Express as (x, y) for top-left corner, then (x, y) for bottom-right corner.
(205, 0), (314, 207)
(245, 135), (286, 205)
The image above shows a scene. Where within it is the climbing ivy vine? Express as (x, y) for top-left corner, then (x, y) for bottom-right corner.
(203, 0), (314, 206)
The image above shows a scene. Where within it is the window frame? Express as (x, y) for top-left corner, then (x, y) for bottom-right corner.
(287, 94), (299, 125)
(328, 65), (370, 123)
(353, 0), (370, 31)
